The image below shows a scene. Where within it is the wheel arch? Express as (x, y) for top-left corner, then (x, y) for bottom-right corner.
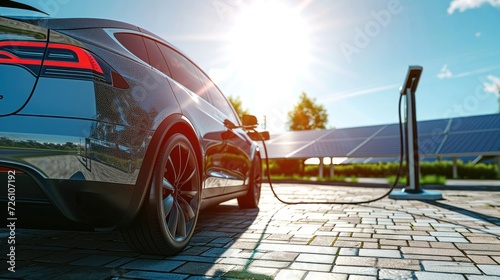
(117, 113), (203, 228)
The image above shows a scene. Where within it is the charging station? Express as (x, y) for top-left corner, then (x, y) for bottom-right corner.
(389, 66), (443, 200)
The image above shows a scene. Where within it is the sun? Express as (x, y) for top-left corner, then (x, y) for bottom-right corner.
(227, 1), (311, 88)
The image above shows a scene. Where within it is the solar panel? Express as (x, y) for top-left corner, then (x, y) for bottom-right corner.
(418, 134), (446, 155)
(323, 125), (385, 140)
(418, 119), (449, 135)
(349, 137), (402, 157)
(291, 139), (365, 158)
(264, 113), (500, 159)
(449, 114), (500, 132)
(439, 130), (500, 155)
(376, 124), (400, 137)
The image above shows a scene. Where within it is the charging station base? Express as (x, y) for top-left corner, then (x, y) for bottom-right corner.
(389, 189), (443, 200)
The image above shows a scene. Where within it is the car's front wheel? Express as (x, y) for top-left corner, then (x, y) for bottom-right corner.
(121, 133), (201, 255)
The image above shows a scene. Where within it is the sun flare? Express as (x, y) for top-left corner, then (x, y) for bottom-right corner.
(227, 1), (311, 87)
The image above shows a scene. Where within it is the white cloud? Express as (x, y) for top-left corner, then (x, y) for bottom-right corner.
(475, 32), (482, 37)
(453, 65), (500, 78)
(448, 0), (500, 14)
(483, 75), (500, 94)
(437, 64), (453, 79)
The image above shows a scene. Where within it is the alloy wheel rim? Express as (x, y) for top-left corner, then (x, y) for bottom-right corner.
(161, 141), (199, 242)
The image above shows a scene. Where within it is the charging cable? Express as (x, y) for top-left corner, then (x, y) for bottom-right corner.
(253, 93), (406, 205)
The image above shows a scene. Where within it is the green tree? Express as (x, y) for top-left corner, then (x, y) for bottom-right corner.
(228, 95), (250, 121)
(287, 92), (328, 131)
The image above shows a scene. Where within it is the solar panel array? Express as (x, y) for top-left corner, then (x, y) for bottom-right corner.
(264, 113), (500, 159)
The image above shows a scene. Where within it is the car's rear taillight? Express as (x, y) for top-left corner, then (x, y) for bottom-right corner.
(0, 40), (104, 77)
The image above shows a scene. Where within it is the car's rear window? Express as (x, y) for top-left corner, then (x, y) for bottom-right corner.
(114, 32), (149, 63)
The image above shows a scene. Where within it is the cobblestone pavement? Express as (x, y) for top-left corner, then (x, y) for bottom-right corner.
(1, 183), (500, 279)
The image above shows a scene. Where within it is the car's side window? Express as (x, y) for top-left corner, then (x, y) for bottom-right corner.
(157, 44), (207, 101)
(143, 38), (171, 77)
(196, 70), (240, 125)
(114, 33), (149, 64)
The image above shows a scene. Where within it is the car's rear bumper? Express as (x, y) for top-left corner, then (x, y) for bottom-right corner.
(0, 114), (154, 228)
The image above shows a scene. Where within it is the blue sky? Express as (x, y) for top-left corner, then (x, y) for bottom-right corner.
(5, 0), (500, 133)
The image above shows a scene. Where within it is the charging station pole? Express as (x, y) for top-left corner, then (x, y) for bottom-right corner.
(406, 85), (420, 192)
(390, 66), (442, 200)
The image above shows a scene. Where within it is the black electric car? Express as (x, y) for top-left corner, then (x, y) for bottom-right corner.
(0, 12), (265, 255)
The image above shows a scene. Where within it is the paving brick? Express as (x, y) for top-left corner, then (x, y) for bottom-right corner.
(333, 240), (362, 248)
(168, 255), (219, 263)
(430, 232), (463, 237)
(250, 260), (290, 268)
(465, 250), (500, 256)
(421, 261), (481, 274)
(69, 255), (119, 267)
(401, 247), (464, 257)
(380, 239), (408, 246)
(103, 257), (135, 268)
(436, 237), (469, 243)
(260, 251), (299, 261)
(359, 249), (401, 258)
(121, 259), (185, 272)
(377, 258), (421, 270)
(429, 241), (457, 249)
(304, 271), (348, 280)
(466, 276), (500, 280)
(412, 236), (437, 242)
(478, 264), (500, 276)
(402, 254), (453, 261)
(180, 246), (211, 255)
(331, 265), (378, 276)
(338, 248), (359, 256)
(466, 237), (500, 244)
(201, 248), (241, 258)
(372, 234), (412, 240)
(296, 253), (335, 264)
(218, 257), (250, 266)
(348, 276), (378, 280)
(335, 256), (376, 267)
(456, 244), (500, 252)
(174, 262), (234, 277)
(414, 271), (466, 279)
(290, 262), (331, 272)
(378, 269), (414, 280)
(310, 236), (336, 246)
(275, 269), (307, 280)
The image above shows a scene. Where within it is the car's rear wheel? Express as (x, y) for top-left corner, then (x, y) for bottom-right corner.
(121, 133), (201, 255)
(237, 153), (262, 209)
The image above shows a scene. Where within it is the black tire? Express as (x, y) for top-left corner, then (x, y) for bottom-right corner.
(121, 133), (201, 255)
(237, 153), (262, 209)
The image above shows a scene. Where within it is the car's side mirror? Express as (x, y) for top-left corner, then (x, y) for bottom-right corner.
(242, 114), (258, 128)
(241, 114), (270, 140)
